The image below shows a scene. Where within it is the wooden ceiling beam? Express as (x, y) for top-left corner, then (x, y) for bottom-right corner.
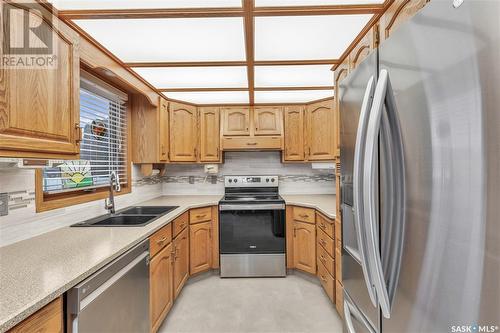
(256, 59), (339, 66)
(256, 86), (334, 91)
(159, 86), (334, 92)
(57, 7), (244, 20)
(253, 4), (384, 16)
(243, 0), (255, 105)
(125, 59), (340, 68)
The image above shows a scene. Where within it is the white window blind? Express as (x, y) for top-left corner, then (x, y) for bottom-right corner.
(42, 73), (128, 194)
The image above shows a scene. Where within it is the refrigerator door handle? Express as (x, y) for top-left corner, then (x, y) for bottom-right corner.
(363, 69), (406, 319)
(344, 291), (377, 333)
(352, 75), (377, 306)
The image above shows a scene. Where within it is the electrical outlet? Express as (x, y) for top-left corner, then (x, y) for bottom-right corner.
(211, 175), (217, 184)
(189, 176), (195, 184)
(0, 193), (8, 216)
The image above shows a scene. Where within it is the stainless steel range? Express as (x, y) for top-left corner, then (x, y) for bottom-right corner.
(219, 176), (286, 277)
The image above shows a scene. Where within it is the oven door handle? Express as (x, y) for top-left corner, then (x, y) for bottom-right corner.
(219, 204), (285, 211)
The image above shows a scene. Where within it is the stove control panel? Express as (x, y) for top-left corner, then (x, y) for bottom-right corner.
(225, 176), (279, 187)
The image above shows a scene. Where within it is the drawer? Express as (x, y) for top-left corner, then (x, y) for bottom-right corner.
(317, 242), (335, 278)
(190, 206), (212, 224)
(317, 227), (335, 257)
(316, 212), (334, 238)
(150, 223), (172, 257)
(222, 136), (282, 150)
(292, 206), (315, 224)
(335, 246), (342, 283)
(317, 260), (335, 303)
(173, 212), (189, 237)
(336, 280), (344, 317)
(335, 218), (342, 241)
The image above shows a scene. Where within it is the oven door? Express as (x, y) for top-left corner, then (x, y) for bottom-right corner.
(219, 204), (285, 254)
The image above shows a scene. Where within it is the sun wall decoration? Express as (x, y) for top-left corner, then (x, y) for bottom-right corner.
(59, 160), (93, 189)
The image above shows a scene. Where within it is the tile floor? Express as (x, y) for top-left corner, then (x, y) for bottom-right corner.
(159, 271), (343, 333)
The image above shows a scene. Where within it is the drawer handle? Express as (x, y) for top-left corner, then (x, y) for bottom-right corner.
(157, 236), (167, 244)
(321, 239), (327, 246)
(299, 214), (309, 218)
(196, 214), (207, 218)
(320, 275), (327, 282)
(321, 223), (326, 228)
(247, 142), (258, 146)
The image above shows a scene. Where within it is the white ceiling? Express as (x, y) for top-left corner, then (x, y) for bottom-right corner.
(165, 91), (249, 104)
(53, 0), (243, 10)
(132, 67), (248, 89)
(74, 18), (246, 62)
(52, 1), (378, 104)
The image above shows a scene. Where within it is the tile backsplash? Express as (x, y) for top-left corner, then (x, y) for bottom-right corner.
(0, 152), (334, 246)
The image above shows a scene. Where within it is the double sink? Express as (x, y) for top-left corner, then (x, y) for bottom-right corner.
(71, 206), (179, 227)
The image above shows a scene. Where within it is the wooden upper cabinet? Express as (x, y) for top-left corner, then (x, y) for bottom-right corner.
(150, 243), (173, 333)
(253, 107), (283, 136)
(190, 221), (212, 275)
(199, 107), (220, 162)
(159, 98), (169, 162)
(348, 25), (378, 72)
(306, 99), (335, 161)
(0, 2), (80, 159)
(380, 0), (429, 41)
(221, 107), (250, 136)
(334, 59), (350, 157)
(283, 106), (305, 161)
(293, 221), (316, 275)
(169, 102), (197, 162)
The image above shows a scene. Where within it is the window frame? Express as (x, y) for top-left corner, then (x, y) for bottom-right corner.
(35, 72), (132, 213)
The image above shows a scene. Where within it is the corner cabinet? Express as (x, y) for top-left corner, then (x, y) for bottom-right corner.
(380, 0), (429, 41)
(306, 99), (336, 161)
(199, 107), (221, 162)
(283, 106), (305, 161)
(169, 102), (197, 162)
(0, 2), (80, 159)
(159, 98), (169, 162)
(293, 221), (317, 275)
(190, 220), (212, 275)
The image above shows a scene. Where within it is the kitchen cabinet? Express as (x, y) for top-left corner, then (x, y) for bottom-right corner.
(190, 221), (212, 275)
(283, 106), (305, 161)
(253, 107), (283, 136)
(189, 206), (212, 224)
(150, 243), (174, 333)
(336, 280), (344, 318)
(221, 107), (250, 136)
(348, 25), (378, 72)
(334, 60), (349, 157)
(380, 0), (429, 41)
(0, 2), (80, 160)
(8, 297), (62, 333)
(173, 227), (189, 299)
(292, 221), (316, 275)
(132, 95), (169, 164)
(169, 101), (197, 162)
(318, 259), (335, 303)
(306, 99), (336, 161)
(199, 107), (221, 162)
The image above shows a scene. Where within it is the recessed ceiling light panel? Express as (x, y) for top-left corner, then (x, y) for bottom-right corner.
(254, 90), (334, 103)
(166, 91), (249, 104)
(52, 0), (243, 10)
(255, 65), (333, 87)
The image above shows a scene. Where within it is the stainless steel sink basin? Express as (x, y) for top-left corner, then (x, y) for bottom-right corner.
(71, 205), (179, 227)
(117, 206), (178, 216)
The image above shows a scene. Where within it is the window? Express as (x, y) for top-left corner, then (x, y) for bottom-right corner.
(36, 71), (130, 212)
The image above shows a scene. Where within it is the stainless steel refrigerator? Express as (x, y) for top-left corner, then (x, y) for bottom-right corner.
(339, 1), (500, 332)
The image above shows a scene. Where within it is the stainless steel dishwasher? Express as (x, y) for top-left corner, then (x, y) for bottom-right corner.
(67, 240), (150, 333)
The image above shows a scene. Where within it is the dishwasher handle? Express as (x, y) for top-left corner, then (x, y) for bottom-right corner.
(67, 240), (149, 315)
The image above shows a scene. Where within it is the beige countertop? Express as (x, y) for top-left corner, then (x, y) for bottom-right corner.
(282, 194), (336, 219)
(0, 194), (336, 332)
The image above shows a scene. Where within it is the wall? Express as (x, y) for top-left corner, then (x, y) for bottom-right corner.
(0, 165), (162, 247)
(0, 152), (334, 247)
(162, 152), (335, 195)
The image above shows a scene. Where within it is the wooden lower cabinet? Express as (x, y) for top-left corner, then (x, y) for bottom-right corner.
(8, 297), (62, 333)
(317, 260), (335, 303)
(190, 221), (212, 275)
(173, 227), (189, 299)
(336, 280), (344, 318)
(292, 221), (316, 274)
(150, 243), (174, 333)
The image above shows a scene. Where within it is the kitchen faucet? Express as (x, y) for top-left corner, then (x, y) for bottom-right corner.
(105, 171), (121, 214)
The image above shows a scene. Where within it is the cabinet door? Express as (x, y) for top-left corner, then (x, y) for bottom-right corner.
(307, 99), (335, 161)
(221, 107), (250, 136)
(348, 25), (378, 72)
(190, 221), (212, 275)
(173, 227), (189, 299)
(9, 297), (63, 333)
(283, 106), (305, 161)
(253, 107), (282, 136)
(199, 107), (220, 162)
(150, 243), (173, 333)
(334, 59), (349, 157)
(293, 221), (316, 274)
(380, 0), (428, 41)
(159, 98), (169, 161)
(169, 102), (197, 162)
(0, 3), (80, 159)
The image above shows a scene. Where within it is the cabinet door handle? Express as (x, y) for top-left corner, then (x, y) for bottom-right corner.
(247, 142), (257, 146)
(293, 227), (296, 237)
(209, 227), (212, 239)
(196, 214), (206, 218)
(157, 236), (167, 244)
(75, 124), (83, 143)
